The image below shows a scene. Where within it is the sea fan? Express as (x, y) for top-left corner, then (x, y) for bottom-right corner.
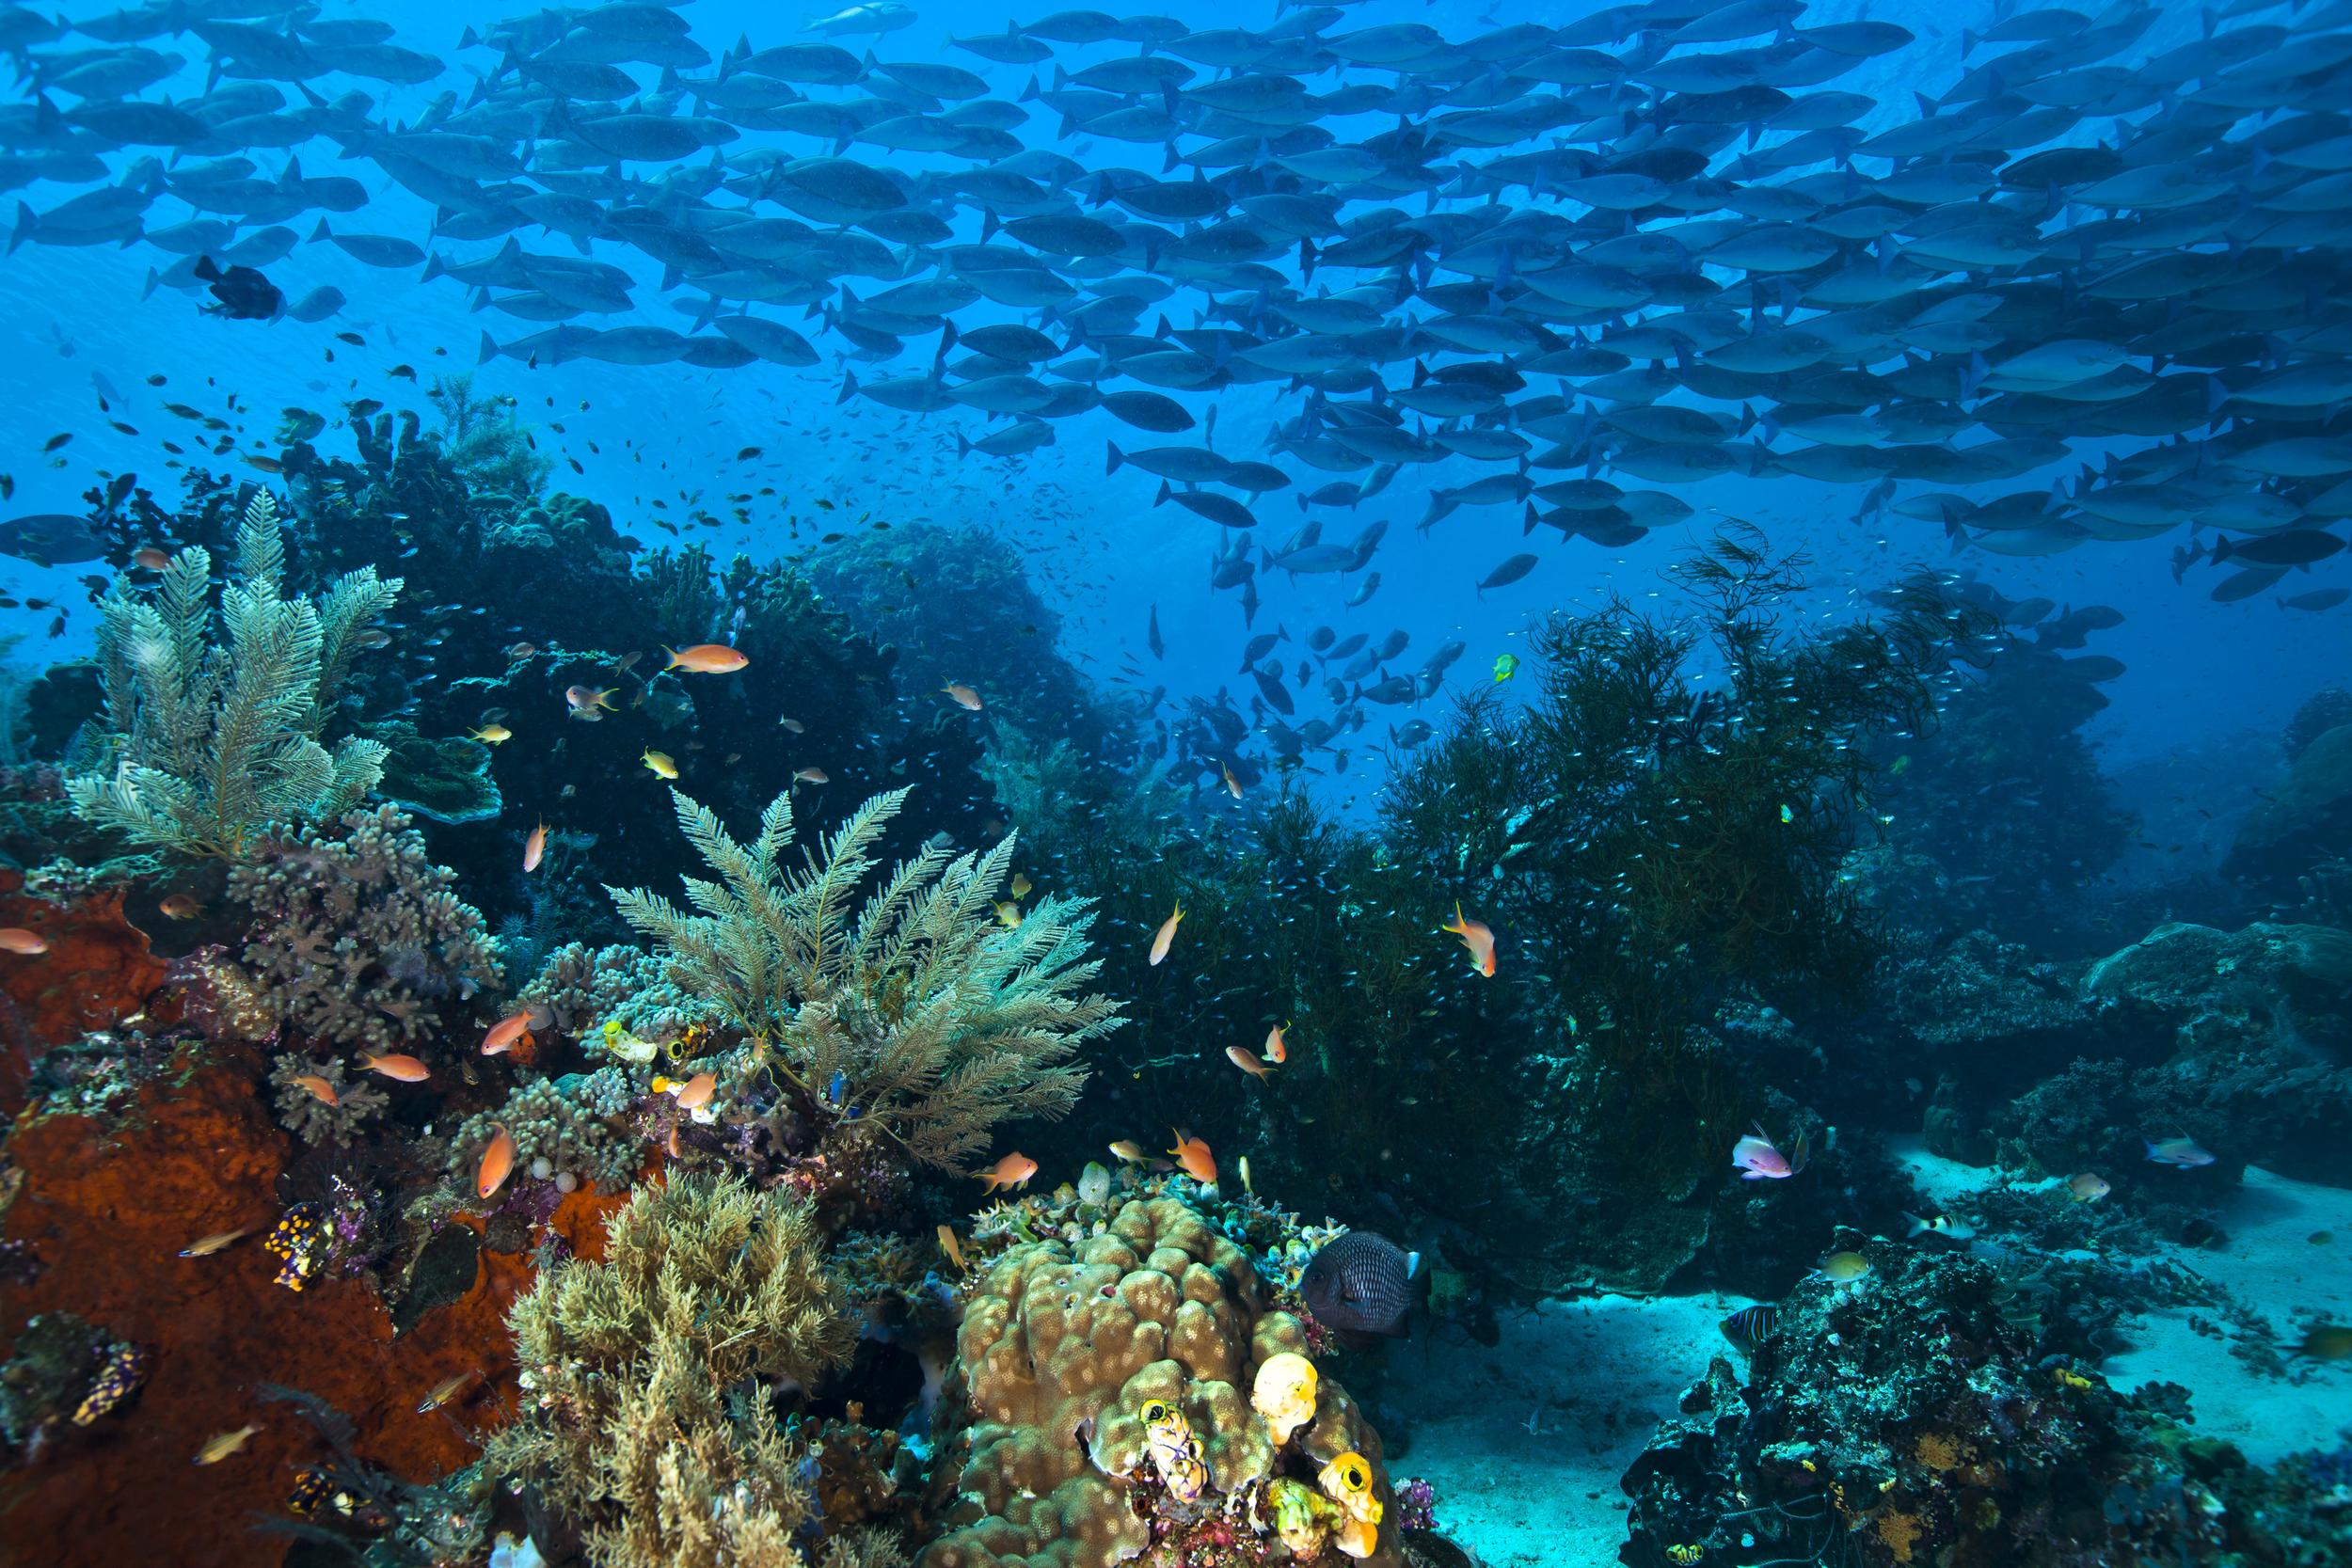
(64, 492), (401, 859)
(610, 786), (1121, 1168)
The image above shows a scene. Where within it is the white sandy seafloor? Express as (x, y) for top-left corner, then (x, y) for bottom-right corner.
(1389, 1292), (1733, 1567)
(1391, 1144), (2352, 1567)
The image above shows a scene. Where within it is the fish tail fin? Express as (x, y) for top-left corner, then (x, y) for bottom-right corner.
(308, 216), (330, 243)
(1105, 440), (1122, 475)
(476, 330), (501, 365)
(7, 201), (31, 256)
(837, 368), (859, 404)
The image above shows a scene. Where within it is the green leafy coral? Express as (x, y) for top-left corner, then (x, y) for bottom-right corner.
(65, 491), (400, 859)
(609, 786), (1121, 1170)
(487, 1172), (861, 1568)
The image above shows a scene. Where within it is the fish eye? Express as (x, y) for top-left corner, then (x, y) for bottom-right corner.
(1140, 1400), (1170, 1423)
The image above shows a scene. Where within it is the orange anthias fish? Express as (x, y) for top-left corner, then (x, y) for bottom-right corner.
(158, 894), (202, 920)
(476, 1124), (517, 1200)
(564, 684), (620, 719)
(794, 767), (830, 787)
(1441, 901), (1497, 977)
(481, 1011), (532, 1055)
(975, 1151), (1039, 1193)
(665, 642), (749, 673)
(291, 1073), (338, 1106)
(522, 820), (547, 873)
(0, 927), (48, 955)
(1221, 760), (1242, 800)
(1263, 1023), (1289, 1065)
(358, 1051), (430, 1083)
(1168, 1130), (1216, 1187)
(1226, 1045), (1273, 1081)
(656, 1070), (717, 1111)
(1149, 900), (1184, 966)
(942, 682), (983, 710)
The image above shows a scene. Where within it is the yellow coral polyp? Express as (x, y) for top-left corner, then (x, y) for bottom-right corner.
(1252, 1352), (1319, 1444)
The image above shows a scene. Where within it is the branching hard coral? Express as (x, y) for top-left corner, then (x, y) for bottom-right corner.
(609, 787), (1120, 1170)
(522, 940), (722, 1042)
(220, 804), (502, 1054)
(65, 491), (400, 859)
(268, 1051), (389, 1145)
(486, 1172), (857, 1568)
(446, 1074), (641, 1196)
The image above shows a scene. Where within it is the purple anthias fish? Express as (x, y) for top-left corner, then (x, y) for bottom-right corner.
(2144, 1137), (2216, 1167)
(1732, 1124), (1807, 1180)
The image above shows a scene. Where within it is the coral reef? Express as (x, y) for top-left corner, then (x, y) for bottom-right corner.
(2227, 721), (2352, 893)
(488, 1170), (863, 1568)
(444, 1071), (643, 1196)
(266, 1049), (388, 1144)
(611, 785), (1120, 1171)
(0, 1049), (574, 1568)
(65, 492), (400, 860)
(1989, 921), (2352, 1187)
(1618, 1243), (2334, 1567)
(216, 804), (503, 1055)
(924, 1195), (1401, 1568)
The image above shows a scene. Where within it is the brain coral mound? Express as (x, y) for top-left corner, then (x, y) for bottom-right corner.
(924, 1196), (1401, 1568)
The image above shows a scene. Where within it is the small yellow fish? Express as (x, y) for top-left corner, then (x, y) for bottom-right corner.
(1817, 1250), (1872, 1284)
(1149, 901), (1184, 966)
(1010, 873), (1032, 899)
(642, 749), (679, 780)
(936, 1224), (968, 1275)
(467, 723), (512, 745)
(1493, 653), (1518, 682)
(993, 899), (1021, 928)
(179, 1227), (253, 1259)
(157, 893), (203, 921)
(417, 1370), (475, 1413)
(195, 1424), (261, 1465)
(1109, 1139), (1148, 1164)
(942, 681), (983, 711)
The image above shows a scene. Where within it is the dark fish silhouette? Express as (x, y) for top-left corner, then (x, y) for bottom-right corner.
(192, 255), (283, 321)
(1299, 1231), (1418, 1338)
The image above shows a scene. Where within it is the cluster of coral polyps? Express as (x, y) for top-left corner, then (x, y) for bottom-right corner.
(923, 1196), (1400, 1568)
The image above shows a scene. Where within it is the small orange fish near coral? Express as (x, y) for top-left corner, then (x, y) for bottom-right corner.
(794, 767), (830, 787)
(133, 546), (170, 570)
(158, 894), (202, 920)
(358, 1051), (430, 1083)
(1108, 1139), (1148, 1164)
(1440, 901), (1496, 976)
(658, 1070), (716, 1111)
(1221, 760), (1242, 800)
(476, 1123), (517, 1200)
(1226, 1045), (1273, 1081)
(1168, 1130), (1216, 1187)
(1263, 1022), (1288, 1065)
(942, 682), (982, 710)
(291, 1073), (337, 1106)
(975, 1151), (1038, 1193)
(0, 927), (47, 955)
(178, 1227), (253, 1259)
(481, 1011), (532, 1055)
(665, 643), (748, 673)
(523, 820), (547, 873)
(1148, 900), (1184, 967)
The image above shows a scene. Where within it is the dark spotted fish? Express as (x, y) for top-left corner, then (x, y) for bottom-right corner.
(1299, 1231), (1418, 1337)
